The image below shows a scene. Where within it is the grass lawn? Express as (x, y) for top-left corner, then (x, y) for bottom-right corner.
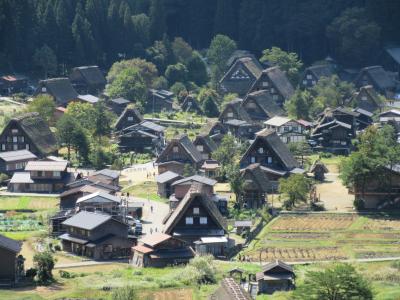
(242, 212), (400, 262)
(0, 196), (59, 211)
(0, 101), (25, 131)
(122, 181), (167, 203)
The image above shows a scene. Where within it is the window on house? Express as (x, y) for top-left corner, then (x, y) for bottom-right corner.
(200, 217), (208, 225)
(12, 136), (17, 143)
(1, 144), (5, 151)
(25, 144), (29, 150)
(41, 87), (47, 92)
(312, 80), (316, 85)
(284, 126), (289, 132)
(196, 145), (203, 152)
(11, 129), (18, 134)
(173, 146), (179, 153)
(53, 171), (61, 177)
(13, 144), (18, 150)
(361, 96), (367, 101)
(104, 245), (113, 252)
(302, 80), (307, 85)
(227, 112), (234, 118)
(273, 95), (279, 100)
(193, 207), (199, 214)
(270, 88), (275, 93)
(267, 157), (272, 164)
(262, 81), (269, 87)
(127, 116), (134, 121)
(6, 136), (11, 142)
(258, 148), (263, 154)
(5, 165), (10, 171)
(19, 136), (24, 143)
(250, 157), (256, 163)
(185, 217), (193, 225)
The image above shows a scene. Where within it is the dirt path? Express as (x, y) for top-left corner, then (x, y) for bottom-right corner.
(120, 162), (157, 185)
(316, 173), (354, 212)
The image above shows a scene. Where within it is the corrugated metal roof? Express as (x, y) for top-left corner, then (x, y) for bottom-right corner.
(156, 171), (181, 184)
(172, 175), (217, 187)
(76, 192), (120, 204)
(62, 211), (112, 230)
(25, 160), (68, 171)
(0, 150), (37, 162)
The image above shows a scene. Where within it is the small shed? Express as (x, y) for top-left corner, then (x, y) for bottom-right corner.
(234, 220), (252, 235)
(156, 171), (183, 198)
(256, 260), (295, 294)
(309, 160), (329, 181)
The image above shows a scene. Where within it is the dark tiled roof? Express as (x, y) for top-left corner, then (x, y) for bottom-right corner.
(111, 97), (130, 105)
(0, 150), (37, 162)
(262, 260), (294, 273)
(10, 112), (58, 155)
(0, 234), (22, 253)
(156, 171), (182, 184)
(171, 175), (217, 187)
(39, 78), (78, 106)
(93, 169), (120, 180)
(62, 211), (112, 230)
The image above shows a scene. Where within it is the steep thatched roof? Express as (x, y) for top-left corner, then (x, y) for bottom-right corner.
(181, 95), (202, 113)
(240, 129), (298, 170)
(194, 134), (218, 153)
(38, 78), (78, 106)
(156, 134), (203, 164)
(263, 66), (295, 100)
(114, 106), (143, 131)
(309, 160), (329, 173)
(355, 66), (397, 90)
(306, 64), (335, 80)
(163, 183), (227, 234)
(9, 112), (57, 156)
(219, 98), (252, 123)
(243, 90), (284, 118)
(70, 66), (106, 86)
(241, 163), (270, 192)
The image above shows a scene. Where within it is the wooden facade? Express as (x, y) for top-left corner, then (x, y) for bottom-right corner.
(256, 261), (295, 294)
(0, 234), (23, 284)
(354, 66), (397, 98)
(0, 150), (37, 176)
(114, 107), (143, 131)
(146, 89), (174, 113)
(240, 164), (269, 209)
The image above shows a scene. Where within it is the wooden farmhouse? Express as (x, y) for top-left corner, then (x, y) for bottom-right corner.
(193, 134), (218, 160)
(240, 129), (300, 190)
(131, 233), (194, 268)
(108, 98), (130, 115)
(0, 234), (24, 284)
(242, 90), (284, 122)
(156, 171), (183, 198)
(203, 121), (229, 146)
(226, 50), (260, 69)
(249, 66), (294, 107)
(156, 134), (203, 175)
(117, 121), (165, 154)
(219, 98), (252, 124)
(200, 159), (220, 179)
(146, 89), (174, 113)
(69, 66), (106, 95)
(0, 112), (58, 158)
(379, 109), (400, 130)
(352, 85), (382, 113)
(264, 116), (307, 144)
(8, 160), (75, 193)
(240, 163), (270, 209)
(114, 106), (143, 131)
(219, 57), (263, 96)
(300, 64), (335, 88)
(163, 184), (229, 257)
(353, 108), (374, 130)
(0, 75), (28, 94)
(59, 211), (133, 260)
(59, 184), (114, 210)
(353, 66), (397, 98)
(88, 169), (120, 186)
(256, 260), (295, 294)
(34, 78), (79, 106)
(181, 95), (202, 114)
(0, 150), (37, 176)
(75, 192), (121, 216)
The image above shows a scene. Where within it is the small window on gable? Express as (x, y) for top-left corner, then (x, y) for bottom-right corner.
(267, 157), (272, 164)
(361, 96), (367, 101)
(273, 94), (279, 101)
(173, 146), (179, 153)
(312, 80), (316, 85)
(270, 87), (275, 93)
(251, 157), (256, 163)
(185, 217), (193, 225)
(227, 112), (234, 118)
(193, 207), (199, 214)
(127, 116), (134, 121)
(11, 129), (18, 134)
(258, 148), (263, 154)
(26, 144), (29, 150)
(1, 144), (5, 151)
(196, 145), (203, 152)
(12, 136), (17, 143)
(307, 74), (312, 80)
(200, 217), (207, 225)
(262, 81), (269, 87)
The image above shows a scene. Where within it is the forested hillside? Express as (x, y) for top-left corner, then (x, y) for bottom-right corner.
(1, 0), (400, 72)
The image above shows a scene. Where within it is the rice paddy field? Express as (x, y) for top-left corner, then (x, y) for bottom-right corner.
(242, 212), (400, 263)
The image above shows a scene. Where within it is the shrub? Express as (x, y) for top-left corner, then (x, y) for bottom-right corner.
(354, 198), (365, 210)
(54, 245), (61, 251)
(59, 270), (76, 279)
(25, 268), (37, 279)
(177, 255), (217, 285)
(110, 285), (138, 300)
(33, 251), (55, 285)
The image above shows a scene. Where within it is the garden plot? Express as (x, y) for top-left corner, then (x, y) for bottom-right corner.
(269, 214), (357, 231)
(362, 218), (400, 231)
(249, 247), (347, 262)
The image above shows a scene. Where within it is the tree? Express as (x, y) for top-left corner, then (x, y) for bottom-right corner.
(293, 263), (373, 300)
(202, 95), (219, 117)
(212, 134), (238, 175)
(66, 102), (96, 132)
(288, 141), (312, 167)
(93, 101), (112, 138)
(207, 34), (237, 84)
(327, 7), (381, 67)
(33, 45), (57, 78)
(311, 75), (355, 108)
(33, 251), (55, 285)
(226, 163), (244, 208)
(149, 0), (166, 41)
(107, 68), (147, 109)
(260, 47), (303, 85)
(172, 37), (193, 64)
(279, 174), (311, 209)
(198, 88), (220, 107)
(27, 95), (56, 123)
(183, 163), (196, 177)
(107, 58), (158, 88)
(56, 114), (77, 161)
(340, 125), (400, 202)
(285, 89), (317, 120)
(90, 146), (110, 169)
(71, 126), (89, 164)
(165, 63), (188, 86)
(187, 51), (208, 86)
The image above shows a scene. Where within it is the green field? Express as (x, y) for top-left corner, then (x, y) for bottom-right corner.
(0, 101), (25, 131)
(243, 212), (400, 263)
(122, 181), (167, 203)
(0, 196), (59, 211)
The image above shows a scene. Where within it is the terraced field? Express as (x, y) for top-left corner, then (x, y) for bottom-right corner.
(243, 212), (400, 262)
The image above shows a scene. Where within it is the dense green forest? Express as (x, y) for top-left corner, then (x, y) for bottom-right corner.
(1, 0), (400, 73)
